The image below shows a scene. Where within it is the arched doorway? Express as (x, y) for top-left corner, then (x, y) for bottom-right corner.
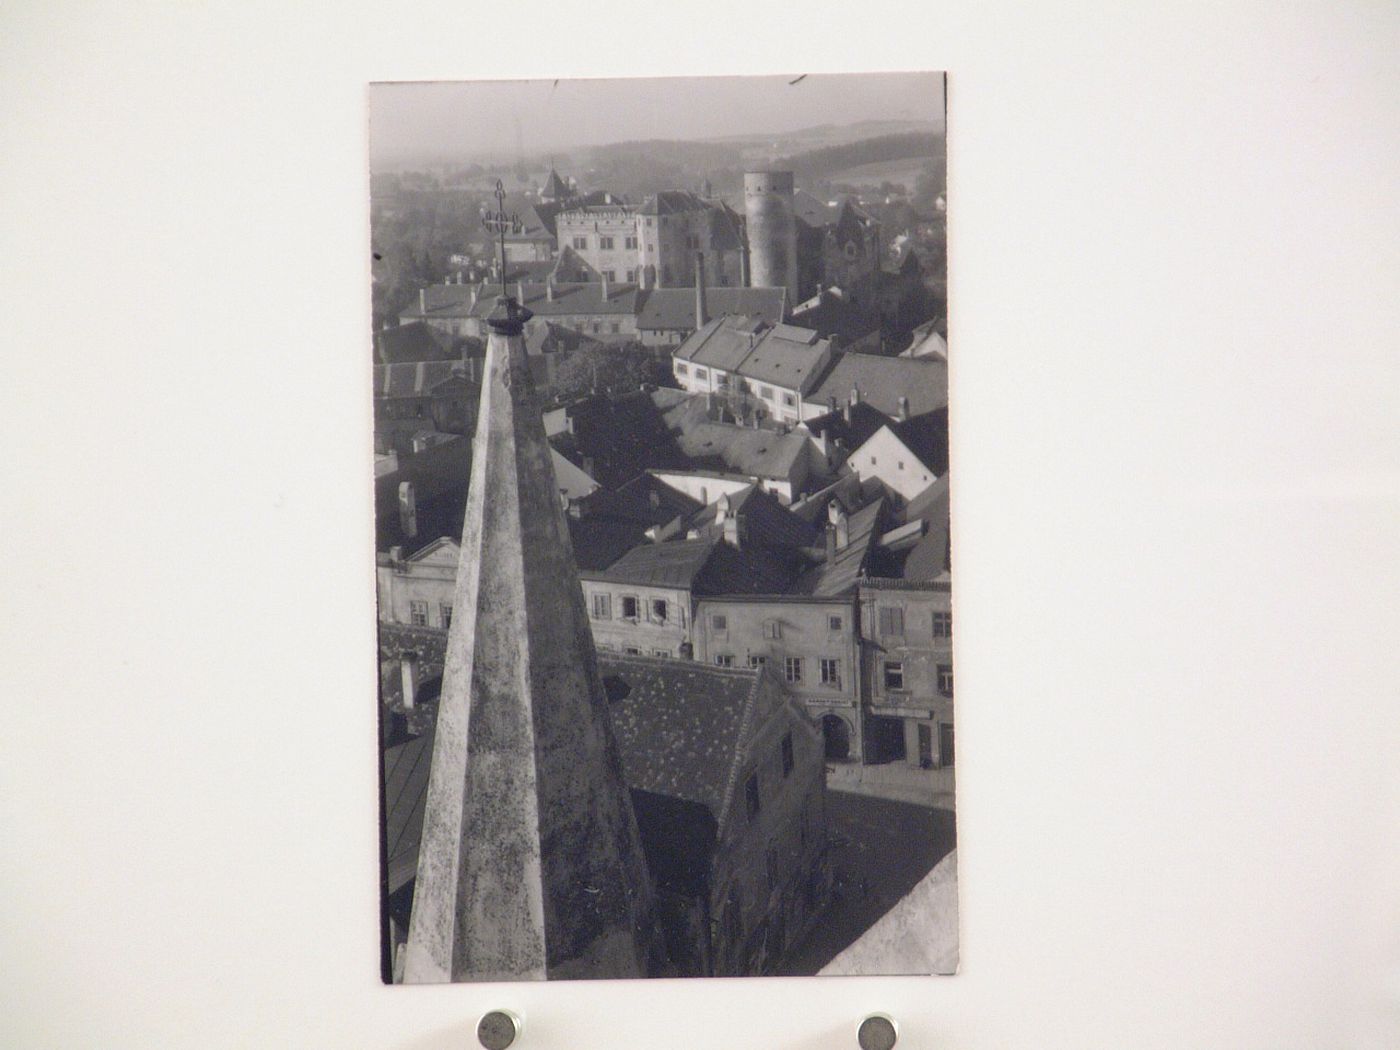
(821, 714), (851, 761)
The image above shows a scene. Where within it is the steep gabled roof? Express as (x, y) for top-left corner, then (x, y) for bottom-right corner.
(540, 167), (570, 199)
(885, 408), (950, 475)
(800, 401), (893, 451)
(791, 497), (887, 596)
(637, 190), (707, 216)
(685, 484), (821, 552)
(547, 243), (601, 284)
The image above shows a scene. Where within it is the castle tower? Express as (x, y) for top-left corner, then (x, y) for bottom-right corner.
(403, 294), (661, 983)
(744, 170), (798, 300)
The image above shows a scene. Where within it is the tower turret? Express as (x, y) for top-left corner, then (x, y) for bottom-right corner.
(744, 170), (798, 300)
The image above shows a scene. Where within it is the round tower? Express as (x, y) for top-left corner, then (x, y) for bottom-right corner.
(744, 170), (798, 300)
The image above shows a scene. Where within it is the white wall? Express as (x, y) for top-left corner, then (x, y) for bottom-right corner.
(2, 4), (1398, 1050)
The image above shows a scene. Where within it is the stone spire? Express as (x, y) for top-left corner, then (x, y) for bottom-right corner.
(403, 294), (661, 983)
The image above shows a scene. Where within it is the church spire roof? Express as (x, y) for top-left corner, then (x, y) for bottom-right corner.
(540, 167), (569, 201)
(403, 294), (662, 982)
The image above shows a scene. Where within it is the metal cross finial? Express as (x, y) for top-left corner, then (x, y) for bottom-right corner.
(481, 178), (523, 299)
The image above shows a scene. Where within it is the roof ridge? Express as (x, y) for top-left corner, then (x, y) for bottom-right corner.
(715, 667), (764, 840)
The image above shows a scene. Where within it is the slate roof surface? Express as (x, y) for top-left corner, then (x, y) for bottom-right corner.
(807, 352), (949, 419)
(636, 287), (786, 332)
(896, 473), (951, 582)
(792, 189), (835, 228)
(789, 291), (882, 347)
(549, 391), (688, 489)
(791, 496), (886, 596)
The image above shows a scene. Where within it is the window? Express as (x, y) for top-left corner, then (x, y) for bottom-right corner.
(694, 367), (708, 380)
(745, 773), (760, 820)
(610, 322), (620, 334)
(621, 595), (639, 620)
(645, 217), (653, 228)
(650, 599), (668, 624)
(784, 657), (803, 684)
(884, 661), (905, 690)
(625, 235), (638, 250)
(599, 236), (615, 250)
(870, 455), (877, 465)
(781, 733), (794, 777)
(591, 593), (612, 620)
(937, 664), (954, 696)
(748, 654), (767, 669)
(625, 269), (636, 282)
(714, 654), (734, 668)
(590, 322), (600, 334)
(653, 649), (671, 658)
(624, 647), (643, 656)
(897, 460), (905, 470)
(572, 236), (587, 250)
(878, 607), (905, 636)
(782, 393), (796, 407)
(820, 658), (841, 688)
(710, 613), (727, 631)
(933, 612), (953, 639)
(828, 615), (843, 631)
(676, 363), (689, 376)
(763, 620), (782, 640)
(440, 603), (453, 629)
(409, 600), (428, 627)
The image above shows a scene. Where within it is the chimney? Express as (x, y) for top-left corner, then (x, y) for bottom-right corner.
(695, 251), (708, 327)
(828, 500), (849, 549)
(515, 281), (526, 303)
(897, 395), (910, 421)
(850, 386), (862, 406)
(842, 400), (852, 425)
(468, 286), (478, 311)
(546, 277), (555, 302)
(398, 481), (417, 538)
(418, 288), (426, 312)
(716, 493), (730, 523)
(600, 272), (609, 301)
(828, 393), (838, 414)
(825, 524), (837, 563)
(400, 653), (419, 710)
(723, 514), (741, 549)
(389, 545), (403, 566)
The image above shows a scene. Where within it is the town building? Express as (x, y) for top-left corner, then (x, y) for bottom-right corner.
(821, 199), (884, 295)
(856, 575), (955, 770)
(401, 277), (643, 344)
(637, 190), (745, 289)
(371, 360), (479, 457)
(671, 317), (837, 425)
(635, 285), (787, 348)
(692, 595), (863, 765)
(556, 202), (641, 283)
(846, 407), (950, 505)
(579, 536), (796, 659)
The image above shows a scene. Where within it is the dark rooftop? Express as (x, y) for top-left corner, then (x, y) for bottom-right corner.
(807, 352), (949, 420)
(637, 287), (786, 332)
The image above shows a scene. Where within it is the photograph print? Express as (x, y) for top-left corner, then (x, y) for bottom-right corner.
(371, 72), (955, 983)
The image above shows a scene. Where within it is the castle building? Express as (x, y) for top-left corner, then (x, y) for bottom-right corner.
(555, 202), (641, 283)
(401, 293), (663, 983)
(637, 191), (745, 289)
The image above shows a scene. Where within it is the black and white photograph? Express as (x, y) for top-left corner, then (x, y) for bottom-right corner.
(370, 73), (957, 982)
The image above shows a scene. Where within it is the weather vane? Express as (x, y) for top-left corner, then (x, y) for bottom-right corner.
(480, 179), (522, 299)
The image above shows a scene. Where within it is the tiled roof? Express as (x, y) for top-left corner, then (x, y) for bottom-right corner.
(383, 730), (433, 893)
(469, 281), (641, 318)
(895, 473), (951, 582)
(373, 361), (477, 399)
(791, 497), (887, 596)
(806, 352), (948, 420)
(637, 287), (786, 332)
(673, 421), (811, 481)
(800, 401), (893, 451)
(736, 323), (832, 393)
(685, 484), (820, 552)
(637, 190), (707, 216)
(374, 321), (456, 364)
(584, 536), (796, 595)
(601, 654), (761, 829)
(887, 408), (950, 475)
(673, 314), (766, 372)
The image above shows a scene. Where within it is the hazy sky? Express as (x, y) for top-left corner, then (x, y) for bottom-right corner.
(369, 72), (944, 163)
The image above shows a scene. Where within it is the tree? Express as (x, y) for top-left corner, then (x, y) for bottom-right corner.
(551, 342), (674, 401)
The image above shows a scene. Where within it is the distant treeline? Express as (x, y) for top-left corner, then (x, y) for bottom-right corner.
(775, 132), (943, 179)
